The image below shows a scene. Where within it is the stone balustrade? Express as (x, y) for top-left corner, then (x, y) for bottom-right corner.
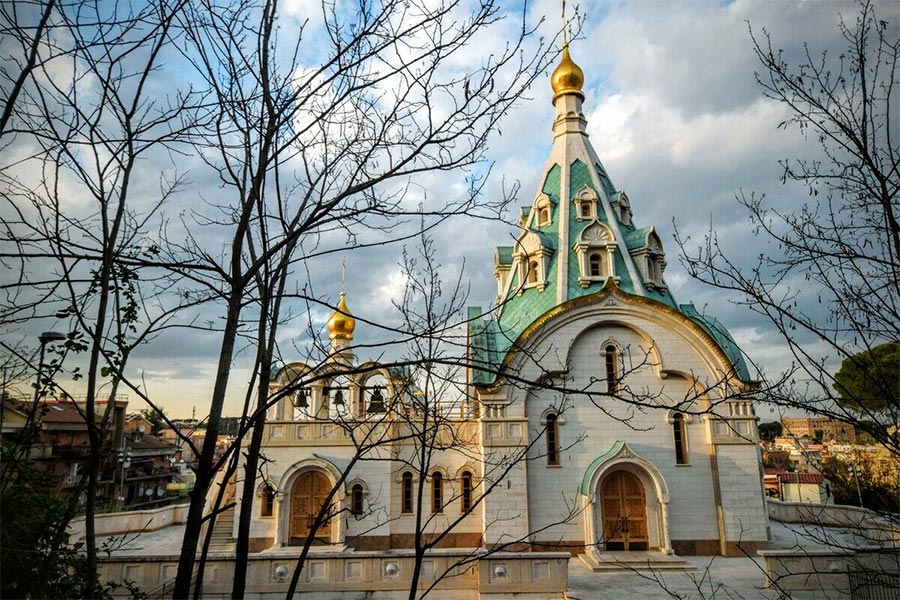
(264, 420), (480, 447)
(98, 549), (570, 599)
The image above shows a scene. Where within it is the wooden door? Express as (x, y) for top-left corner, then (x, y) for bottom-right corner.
(600, 470), (648, 551)
(290, 471), (332, 543)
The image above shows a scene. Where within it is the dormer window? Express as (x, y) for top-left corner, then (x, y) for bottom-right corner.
(494, 246), (513, 297)
(573, 185), (598, 221)
(615, 192), (633, 227)
(533, 194), (554, 227)
(574, 222), (615, 288)
(631, 229), (666, 289)
(513, 230), (554, 293)
(539, 207), (550, 225)
(527, 260), (539, 284)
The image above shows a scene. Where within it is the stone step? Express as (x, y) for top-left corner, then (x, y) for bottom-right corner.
(577, 552), (697, 573)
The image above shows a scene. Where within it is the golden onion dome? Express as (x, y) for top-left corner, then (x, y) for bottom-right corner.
(327, 292), (355, 340)
(550, 44), (584, 100)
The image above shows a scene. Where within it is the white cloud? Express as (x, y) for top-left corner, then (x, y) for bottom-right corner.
(5, 0), (889, 416)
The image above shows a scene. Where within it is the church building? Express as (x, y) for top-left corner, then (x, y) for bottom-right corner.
(235, 42), (769, 565)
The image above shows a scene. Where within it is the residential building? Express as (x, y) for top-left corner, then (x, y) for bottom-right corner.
(764, 469), (832, 504)
(0, 394), (178, 510)
(782, 417), (856, 442)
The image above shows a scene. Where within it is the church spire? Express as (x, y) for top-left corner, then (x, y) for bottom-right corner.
(491, 7), (654, 314)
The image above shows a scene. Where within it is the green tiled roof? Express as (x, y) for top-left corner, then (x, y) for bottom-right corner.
(468, 306), (503, 385)
(468, 127), (750, 388)
(594, 162), (617, 197)
(623, 226), (653, 250)
(678, 303), (751, 381)
(495, 246), (513, 265)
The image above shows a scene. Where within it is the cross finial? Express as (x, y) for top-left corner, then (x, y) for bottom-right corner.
(562, 0), (568, 46)
(341, 257), (346, 292)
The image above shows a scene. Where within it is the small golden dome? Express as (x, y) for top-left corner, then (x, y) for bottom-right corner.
(327, 292), (355, 340)
(550, 44), (584, 100)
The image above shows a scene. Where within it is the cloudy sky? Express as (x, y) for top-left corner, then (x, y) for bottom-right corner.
(5, 0), (896, 418)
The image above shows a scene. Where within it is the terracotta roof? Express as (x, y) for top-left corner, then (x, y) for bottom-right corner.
(764, 468), (825, 484)
(779, 472), (825, 484)
(39, 401), (92, 424)
(40, 400), (120, 425)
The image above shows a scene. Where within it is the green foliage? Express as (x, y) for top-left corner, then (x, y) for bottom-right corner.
(762, 450), (792, 471)
(139, 407), (167, 435)
(0, 442), (146, 599)
(833, 342), (900, 413)
(820, 455), (898, 513)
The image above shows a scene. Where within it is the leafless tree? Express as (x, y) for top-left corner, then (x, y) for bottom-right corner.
(675, 1), (899, 596)
(150, 0), (560, 596)
(679, 1), (898, 450)
(0, 1), (201, 594)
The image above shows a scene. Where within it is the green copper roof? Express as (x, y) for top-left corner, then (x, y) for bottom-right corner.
(495, 246), (513, 265)
(595, 162), (617, 197)
(678, 304), (751, 381)
(580, 441), (625, 494)
(468, 106), (750, 388)
(623, 226), (654, 250)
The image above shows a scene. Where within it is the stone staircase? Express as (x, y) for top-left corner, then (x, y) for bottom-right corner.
(206, 506), (235, 554)
(578, 551), (697, 572)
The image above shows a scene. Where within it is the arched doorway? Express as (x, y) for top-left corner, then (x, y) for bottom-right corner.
(289, 470), (332, 544)
(600, 470), (648, 551)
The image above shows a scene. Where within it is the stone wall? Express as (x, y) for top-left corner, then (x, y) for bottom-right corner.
(98, 550), (570, 599)
(759, 548), (899, 598)
(68, 502), (190, 541)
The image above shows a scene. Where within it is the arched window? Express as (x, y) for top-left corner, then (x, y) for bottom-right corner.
(401, 471), (413, 514)
(460, 471), (473, 512)
(527, 260), (539, 284)
(546, 413), (560, 466)
(589, 254), (602, 277)
(261, 483), (276, 517)
(431, 472), (443, 513)
(351, 483), (364, 516)
(539, 207), (550, 225)
(605, 345), (619, 394)
(580, 202), (591, 218)
(673, 413), (688, 465)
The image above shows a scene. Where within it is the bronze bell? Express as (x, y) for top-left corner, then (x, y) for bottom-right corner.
(367, 386), (386, 413)
(292, 388), (310, 409)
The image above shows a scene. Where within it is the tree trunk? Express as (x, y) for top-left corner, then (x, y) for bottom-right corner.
(173, 295), (243, 599)
(231, 398), (267, 598)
